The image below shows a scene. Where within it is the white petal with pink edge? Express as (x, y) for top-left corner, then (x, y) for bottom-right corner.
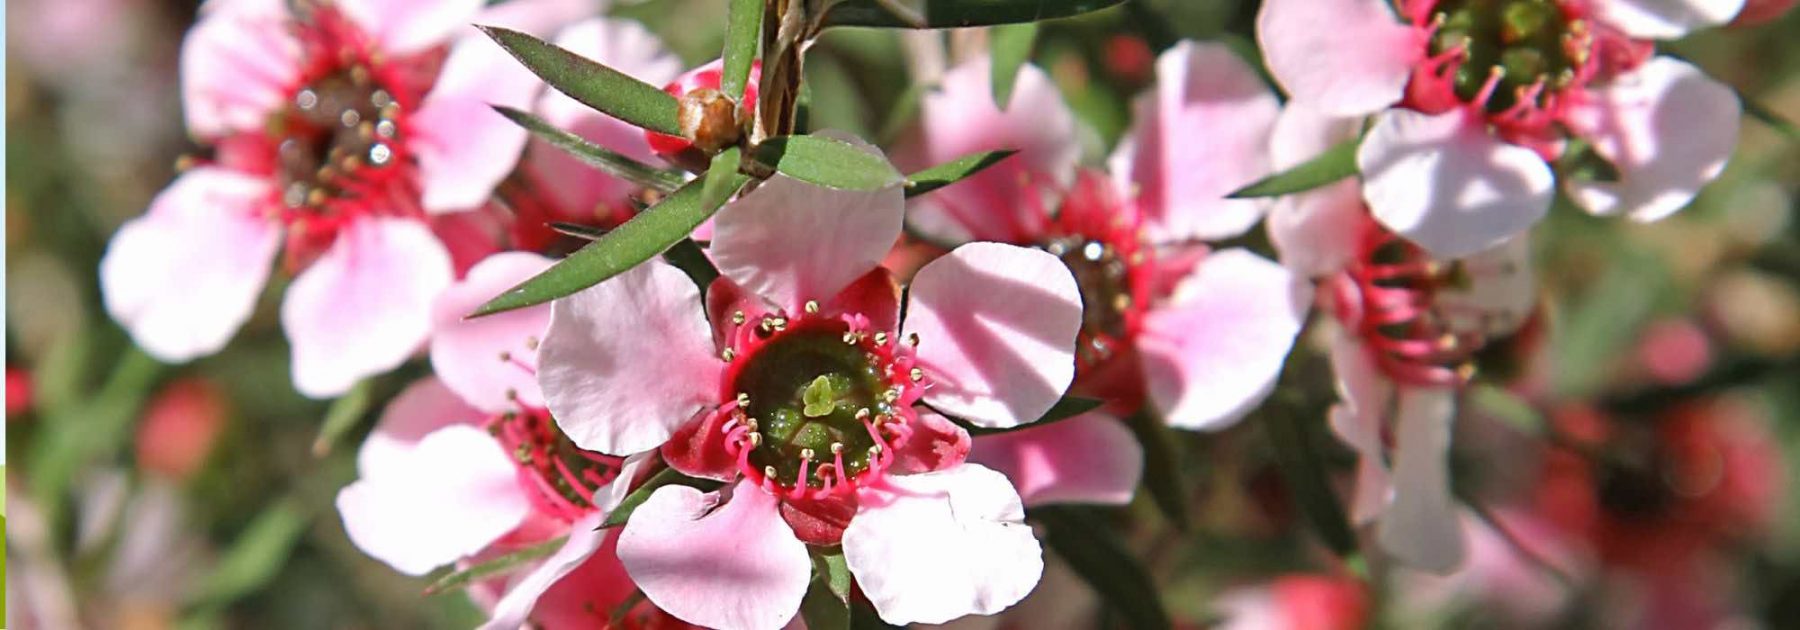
(846, 464), (1042, 625)
(431, 252), (555, 414)
(1110, 41), (1280, 243)
(618, 481), (810, 630)
(1137, 249), (1311, 431)
(1266, 101), (1368, 277)
(1256, 0), (1420, 117)
(101, 168), (280, 363)
(1587, 0), (1745, 39)
(336, 425), (531, 576)
(967, 412), (1143, 507)
(1357, 109), (1554, 259)
(904, 243), (1082, 429)
(539, 261), (720, 455)
(1376, 387), (1466, 574)
(180, 7), (303, 138)
(336, 0), (483, 56)
(711, 139), (904, 312)
(284, 218), (454, 398)
(1326, 333), (1397, 524)
(412, 35), (541, 213)
(356, 376), (488, 479)
(1563, 57), (1739, 223)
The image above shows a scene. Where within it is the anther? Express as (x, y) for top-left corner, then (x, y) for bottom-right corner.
(830, 442), (844, 455)
(737, 392), (751, 407)
(721, 348), (735, 361)
(732, 310), (746, 325)
(525, 336), (540, 351)
(764, 465), (778, 479)
(804, 300), (820, 314)
(909, 367), (924, 383)
(855, 408), (872, 421)
(843, 332), (859, 345)
(907, 333), (920, 347)
(873, 332), (888, 346)
(800, 448), (815, 461)
(882, 389), (900, 403)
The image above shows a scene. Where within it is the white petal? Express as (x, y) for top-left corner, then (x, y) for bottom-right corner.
(1358, 109), (1553, 259)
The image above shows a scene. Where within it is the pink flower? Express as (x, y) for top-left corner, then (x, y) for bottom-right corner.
(100, 0), (547, 397)
(537, 140), (1086, 628)
(1258, 0), (1742, 258)
(1213, 574), (1370, 630)
(898, 44), (1311, 433)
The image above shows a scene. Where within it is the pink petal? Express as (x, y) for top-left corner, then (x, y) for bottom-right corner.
(711, 145), (904, 312)
(1563, 57), (1739, 222)
(357, 376), (488, 479)
(967, 412), (1142, 507)
(1109, 41), (1280, 242)
(1357, 109), (1553, 259)
(1375, 388), (1466, 574)
(1137, 250), (1310, 430)
(1326, 334), (1395, 525)
(539, 261), (720, 455)
(473, 0), (605, 35)
(336, 425), (530, 575)
(1255, 0), (1420, 116)
(904, 243), (1082, 429)
(846, 464), (1042, 625)
(283, 217), (454, 398)
(618, 481), (810, 630)
(899, 56), (1079, 244)
(431, 252), (555, 413)
(101, 168), (280, 362)
(1586, 0), (1745, 39)
(520, 533), (640, 630)
(1436, 235), (1537, 338)
(337, 0), (483, 56)
(412, 36), (541, 213)
(180, 8), (303, 138)
(890, 409), (973, 475)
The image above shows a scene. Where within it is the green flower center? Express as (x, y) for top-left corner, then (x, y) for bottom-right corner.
(1428, 0), (1585, 113)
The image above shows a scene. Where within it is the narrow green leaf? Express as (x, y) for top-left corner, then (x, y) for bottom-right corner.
(1033, 506), (1170, 630)
(1739, 86), (1800, 141)
(1555, 137), (1620, 183)
(703, 147), (747, 211)
(1469, 383), (1544, 436)
(601, 468), (726, 529)
(800, 550), (853, 630)
(753, 136), (903, 190)
(956, 395), (1105, 437)
(903, 149), (1016, 198)
(1125, 407), (1190, 530)
(989, 23), (1037, 108)
(312, 378), (374, 456)
(495, 106), (686, 193)
(1226, 137), (1359, 199)
(479, 26), (680, 135)
(472, 172), (747, 317)
(192, 497), (309, 606)
(425, 536), (566, 594)
(550, 222), (608, 240)
(722, 0), (763, 101)
(663, 237), (722, 291)
(1263, 403), (1357, 556)
(823, 0), (1127, 29)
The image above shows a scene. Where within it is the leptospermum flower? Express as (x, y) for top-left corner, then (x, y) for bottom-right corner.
(1267, 103), (1539, 573)
(900, 45), (1311, 436)
(337, 252), (686, 629)
(537, 140), (1086, 629)
(100, 0), (544, 397)
(1257, 0), (1742, 258)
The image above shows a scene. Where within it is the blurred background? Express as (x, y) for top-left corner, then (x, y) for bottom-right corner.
(5, 0), (1800, 627)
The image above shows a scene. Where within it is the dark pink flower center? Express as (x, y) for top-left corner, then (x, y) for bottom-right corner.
(489, 406), (623, 523)
(1031, 172), (1154, 371)
(1330, 217), (1496, 388)
(716, 309), (926, 499)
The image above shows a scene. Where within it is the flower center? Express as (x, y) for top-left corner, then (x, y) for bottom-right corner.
(490, 407), (623, 522)
(1331, 220), (1483, 387)
(1426, 0), (1587, 114)
(719, 310), (925, 498)
(276, 71), (405, 209)
(1033, 171), (1152, 370)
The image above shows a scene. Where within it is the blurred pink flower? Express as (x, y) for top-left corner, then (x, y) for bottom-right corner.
(537, 141), (1091, 628)
(1258, 0), (1742, 258)
(135, 378), (230, 481)
(1213, 574), (1369, 630)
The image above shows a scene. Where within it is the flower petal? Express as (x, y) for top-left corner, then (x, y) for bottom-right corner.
(711, 142), (904, 311)
(431, 252), (555, 413)
(1137, 250), (1310, 430)
(412, 36), (540, 213)
(846, 464), (1042, 625)
(1266, 102), (1369, 277)
(1357, 109), (1553, 259)
(890, 409), (973, 475)
(337, 0), (483, 56)
(180, 8), (303, 138)
(1110, 41), (1280, 242)
(539, 261), (720, 455)
(904, 243), (1082, 429)
(1376, 388), (1466, 574)
(618, 481), (810, 630)
(474, 0), (606, 36)
(357, 376), (487, 479)
(1255, 0), (1420, 116)
(967, 412), (1142, 507)
(1586, 0), (1745, 39)
(1563, 57), (1740, 223)
(1437, 235), (1537, 338)
(1326, 334), (1396, 524)
(101, 168), (280, 362)
(336, 425), (530, 576)
(283, 218), (454, 398)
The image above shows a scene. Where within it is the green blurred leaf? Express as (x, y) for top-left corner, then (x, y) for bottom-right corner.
(1033, 506), (1170, 630)
(425, 536), (565, 594)
(800, 550), (853, 630)
(903, 149), (1016, 198)
(472, 172), (747, 317)
(823, 0), (1127, 29)
(753, 135), (903, 190)
(1125, 407), (1190, 530)
(312, 378), (374, 457)
(1227, 137), (1359, 199)
(601, 467), (726, 529)
(1469, 383), (1544, 435)
(29, 348), (163, 529)
(1738, 86), (1800, 141)
(704, 147), (748, 210)
(479, 26), (680, 136)
(1555, 245), (1664, 397)
(1263, 402), (1357, 556)
(722, 0), (763, 101)
(1555, 137), (1620, 183)
(955, 395), (1104, 436)
(192, 497), (310, 606)
(989, 23), (1037, 107)
(494, 106), (686, 193)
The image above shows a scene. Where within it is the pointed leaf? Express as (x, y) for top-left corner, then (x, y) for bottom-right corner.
(800, 550), (853, 630)
(479, 25), (681, 136)
(550, 222), (609, 240)
(1738, 86), (1800, 141)
(989, 23), (1037, 107)
(472, 171), (748, 317)
(902, 149), (1017, 198)
(424, 535), (566, 594)
(722, 0), (763, 101)
(703, 147), (748, 210)
(753, 136), (903, 190)
(495, 106), (686, 193)
(312, 378), (375, 456)
(600, 467), (726, 529)
(1226, 137), (1359, 199)
(1125, 407), (1190, 530)
(823, 0), (1128, 29)
(1032, 506), (1170, 630)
